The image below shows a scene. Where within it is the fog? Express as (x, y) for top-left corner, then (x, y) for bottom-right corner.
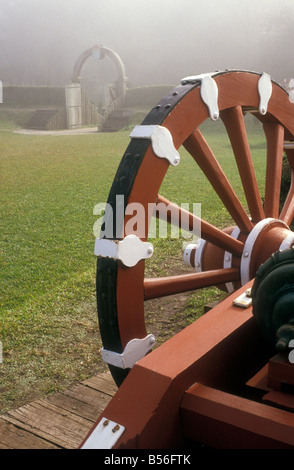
(0, 0), (294, 88)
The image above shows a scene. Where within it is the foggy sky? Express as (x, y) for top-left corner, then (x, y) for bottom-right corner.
(0, 0), (294, 87)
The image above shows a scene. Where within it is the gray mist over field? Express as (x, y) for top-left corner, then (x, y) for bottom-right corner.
(0, 0), (294, 87)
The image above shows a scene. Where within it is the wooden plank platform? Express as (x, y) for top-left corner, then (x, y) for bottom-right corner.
(0, 372), (117, 449)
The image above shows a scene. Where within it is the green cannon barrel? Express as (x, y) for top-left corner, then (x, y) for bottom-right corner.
(251, 247), (294, 351)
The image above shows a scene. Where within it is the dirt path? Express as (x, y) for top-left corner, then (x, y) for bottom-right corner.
(14, 127), (98, 136)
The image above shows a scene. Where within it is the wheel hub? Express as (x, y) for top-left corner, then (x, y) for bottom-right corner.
(185, 218), (294, 292)
(241, 218), (294, 285)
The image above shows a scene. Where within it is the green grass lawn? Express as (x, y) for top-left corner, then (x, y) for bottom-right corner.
(0, 128), (132, 410)
(0, 113), (267, 413)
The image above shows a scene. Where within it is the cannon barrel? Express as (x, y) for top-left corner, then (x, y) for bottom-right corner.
(252, 247), (294, 350)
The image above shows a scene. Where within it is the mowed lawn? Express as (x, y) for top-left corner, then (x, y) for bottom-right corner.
(0, 128), (131, 411)
(0, 115), (266, 412)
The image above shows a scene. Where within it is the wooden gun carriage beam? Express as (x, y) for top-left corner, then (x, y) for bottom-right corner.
(81, 70), (294, 449)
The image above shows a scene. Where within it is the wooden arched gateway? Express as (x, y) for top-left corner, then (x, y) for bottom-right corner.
(82, 70), (294, 449)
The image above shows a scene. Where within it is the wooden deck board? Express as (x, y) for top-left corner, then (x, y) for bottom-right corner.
(0, 372), (117, 449)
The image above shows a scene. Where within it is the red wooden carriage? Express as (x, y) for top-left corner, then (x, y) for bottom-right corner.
(81, 70), (294, 449)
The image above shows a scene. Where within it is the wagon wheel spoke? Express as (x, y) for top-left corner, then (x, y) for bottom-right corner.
(156, 194), (244, 256)
(221, 106), (265, 223)
(144, 268), (240, 300)
(263, 122), (284, 218)
(183, 128), (253, 233)
(280, 147), (294, 225)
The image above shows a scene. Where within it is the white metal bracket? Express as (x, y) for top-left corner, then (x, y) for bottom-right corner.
(94, 234), (153, 267)
(258, 72), (272, 115)
(130, 125), (180, 166)
(181, 73), (219, 121)
(183, 243), (196, 267)
(81, 417), (125, 449)
(101, 334), (156, 369)
(233, 288), (252, 308)
(183, 239), (206, 272)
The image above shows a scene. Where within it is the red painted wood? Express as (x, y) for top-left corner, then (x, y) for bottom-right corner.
(143, 268), (240, 300)
(156, 194), (244, 256)
(268, 353), (294, 389)
(184, 128), (253, 233)
(263, 390), (294, 412)
(263, 122), (284, 219)
(84, 282), (274, 449)
(221, 106), (265, 223)
(181, 383), (294, 448)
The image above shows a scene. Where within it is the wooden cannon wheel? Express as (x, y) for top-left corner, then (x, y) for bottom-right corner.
(96, 70), (294, 386)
